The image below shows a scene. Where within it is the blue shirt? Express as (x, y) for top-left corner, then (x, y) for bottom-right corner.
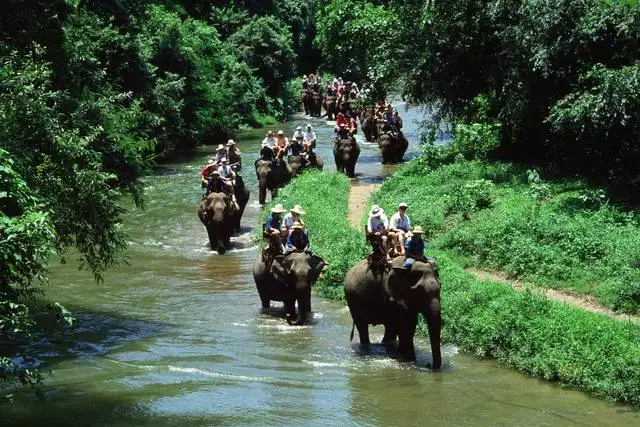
(404, 237), (425, 258)
(265, 214), (282, 233)
(286, 230), (310, 252)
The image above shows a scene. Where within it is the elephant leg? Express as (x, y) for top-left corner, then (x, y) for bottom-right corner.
(425, 297), (442, 370)
(284, 298), (296, 325)
(259, 185), (267, 205)
(355, 321), (371, 350)
(295, 287), (312, 325)
(398, 312), (418, 361)
(381, 323), (398, 345)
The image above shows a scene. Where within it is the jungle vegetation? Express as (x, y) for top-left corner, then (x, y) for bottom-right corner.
(0, 0), (316, 395)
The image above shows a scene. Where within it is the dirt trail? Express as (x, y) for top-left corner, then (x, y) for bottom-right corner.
(345, 183), (638, 322)
(347, 183), (381, 228)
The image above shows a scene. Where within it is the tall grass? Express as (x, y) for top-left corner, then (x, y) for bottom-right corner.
(261, 170), (368, 299)
(371, 159), (640, 313)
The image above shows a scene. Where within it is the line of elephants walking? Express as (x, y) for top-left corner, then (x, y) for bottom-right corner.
(197, 105), (440, 370)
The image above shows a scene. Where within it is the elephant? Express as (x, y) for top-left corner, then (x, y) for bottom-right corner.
(307, 151), (324, 170)
(255, 157), (291, 205)
(323, 94), (337, 120)
(231, 175), (250, 233)
(378, 131), (409, 164)
(333, 137), (360, 178)
(253, 251), (327, 325)
(300, 86), (311, 115)
(343, 256), (442, 370)
(361, 114), (379, 143)
(287, 154), (306, 178)
(197, 191), (237, 254)
(310, 90), (323, 117)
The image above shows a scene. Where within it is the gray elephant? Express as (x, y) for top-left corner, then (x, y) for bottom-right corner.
(310, 90), (323, 117)
(361, 112), (379, 143)
(231, 175), (250, 233)
(287, 154), (306, 178)
(344, 256), (442, 369)
(255, 148), (291, 205)
(323, 92), (337, 120)
(307, 151), (324, 170)
(333, 137), (360, 178)
(253, 251), (327, 325)
(197, 192), (237, 254)
(378, 131), (409, 164)
(300, 85), (311, 115)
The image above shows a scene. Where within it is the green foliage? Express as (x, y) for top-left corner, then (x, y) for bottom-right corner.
(260, 171), (368, 299)
(396, 0), (640, 194)
(372, 159), (640, 313)
(445, 179), (496, 219)
(228, 16), (296, 102)
(315, 0), (403, 86)
(527, 169), (552, 202)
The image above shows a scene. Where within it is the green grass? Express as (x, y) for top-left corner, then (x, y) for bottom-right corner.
(269, 165), (640, 406)
(371, 159), (640, 314)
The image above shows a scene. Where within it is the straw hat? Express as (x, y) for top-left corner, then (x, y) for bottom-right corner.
(398, 202), (408, 209)
(412, 225), (424, 234)
(227, 139), (236, 146)
(277, 130), (285, 136)
(291, 221), (304, 230)
(306, 124), (313, 130)
(271, 203), (285, 213)
(217, 144), (225, 150)
(290, 204), (306, 215)
(368, 205), (381, 218)
(207, 159), (214, 165)
(296, 126), (302, 131)
(267, 130), (274, 136)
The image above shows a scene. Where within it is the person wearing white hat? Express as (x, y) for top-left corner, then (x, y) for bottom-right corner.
(292, 126), (304, 142)
(366, 205), (389, 253)
(290, 126), (305, 157)
(285, 221), (310, 253)
(213, 144), (226, 165)
(281, 204), (306, 240)
(389, 202), (411, 255)
(262, 130), (276, 149)
(303, 124), (316, 151)
(264, 203), (286, 253)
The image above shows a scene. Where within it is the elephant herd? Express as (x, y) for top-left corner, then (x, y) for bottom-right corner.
(360, 110), (409, 164)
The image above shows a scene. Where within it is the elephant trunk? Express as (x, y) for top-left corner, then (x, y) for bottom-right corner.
(294, 279), (312, 325)
(258, 176), (268, 205)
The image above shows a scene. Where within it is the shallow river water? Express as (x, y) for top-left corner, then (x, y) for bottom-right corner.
(3, 105), (639, 426)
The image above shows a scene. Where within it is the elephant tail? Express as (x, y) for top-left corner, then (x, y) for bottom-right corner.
(350, 321), (355, 342)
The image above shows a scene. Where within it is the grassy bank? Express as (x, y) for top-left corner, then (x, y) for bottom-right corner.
(269, 167), (640, 406)
(372, 159), (640, 314)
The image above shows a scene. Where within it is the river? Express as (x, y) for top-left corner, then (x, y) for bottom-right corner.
(3, 104), (639, 425)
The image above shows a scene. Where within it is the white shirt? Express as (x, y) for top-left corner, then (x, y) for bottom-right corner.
(262, 136), (276, 148)
(281, 212), (302, 231)
(303, 130), (316, 141)
(292, 130), (305, 141)
(367, 214), (389, 233)
(389, 212), (410, 231)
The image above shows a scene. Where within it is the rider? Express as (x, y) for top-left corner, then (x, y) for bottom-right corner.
(226, 139), (241, 158)
(290, 126), (306, 157)
(366, 205), (389, 253)
(216, 158), (236, 198)
(389, 202), (411, 256)
(347, 112), (358, 135)
(262, 130), (276, 149)
(381, 119), (396, 136)
(206, 170), (226, 195)
(335, 112), (348, 132)
(274, 130), (289, 160)
(303, 124), (316, 151)
(213, 144), (226, 165)
(265, 203), (286, 253)
(281, 204), (305, 241)
(200, 159), (216, 188)
(402, 226), (428, 269)
(336, 123), (351, 140)
(286, 221), (310, 253)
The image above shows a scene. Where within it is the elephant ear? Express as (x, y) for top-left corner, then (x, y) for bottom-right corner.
(308, 254), (327, 283)
(270, 255), (291, 283)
